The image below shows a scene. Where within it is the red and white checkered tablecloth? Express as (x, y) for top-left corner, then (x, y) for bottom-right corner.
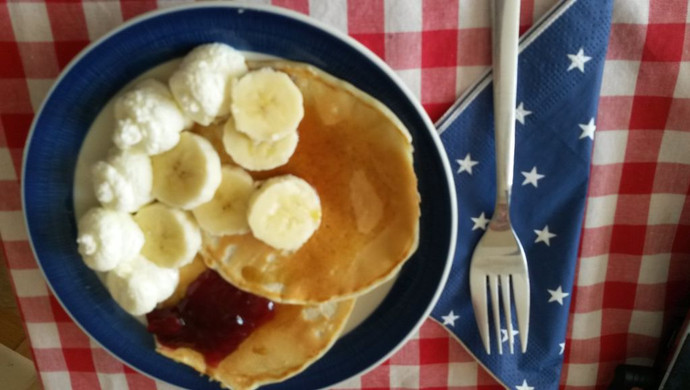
(1, 1), (689, 389)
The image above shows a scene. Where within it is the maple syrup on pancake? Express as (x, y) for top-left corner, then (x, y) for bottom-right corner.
(196, 63), (420, 302)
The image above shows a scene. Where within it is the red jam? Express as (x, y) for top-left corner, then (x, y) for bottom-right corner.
(146, 269), (276, 366)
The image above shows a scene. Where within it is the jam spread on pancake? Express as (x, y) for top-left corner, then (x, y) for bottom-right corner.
(146, 269), (275, 366)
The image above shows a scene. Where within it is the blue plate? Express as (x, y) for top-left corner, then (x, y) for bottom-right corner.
(22, 4), (457, 389)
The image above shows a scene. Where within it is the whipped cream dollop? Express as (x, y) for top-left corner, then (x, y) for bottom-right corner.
(105, 255), (179, 316)
(76, 207), (144, 272)
(169, 43), (248, 126)
(113, 79), (190, 155)
(92, 148), (153, 212)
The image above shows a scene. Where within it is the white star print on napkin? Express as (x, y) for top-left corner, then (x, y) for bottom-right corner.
(456, 153), (478, 175)
(441, 310), (459, 327)
(567, 47), (592, 73)
(501, 328), (519, 343)
(521, 166), (545, 187)
(578, 118), (596, 140)
(534, 225), (557, 246)
(547, 286), (570, 305)
(471, 212), (490, 231)
(515, 102), (532, 125)
(516, 379), (535, 390)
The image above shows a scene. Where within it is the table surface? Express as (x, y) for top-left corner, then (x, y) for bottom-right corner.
(1, 1), (689, 389)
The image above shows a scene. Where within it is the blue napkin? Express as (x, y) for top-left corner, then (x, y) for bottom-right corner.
(431, 0), (613, 388)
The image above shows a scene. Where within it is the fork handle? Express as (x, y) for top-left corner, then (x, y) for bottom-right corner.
(492, 0), (520, 206)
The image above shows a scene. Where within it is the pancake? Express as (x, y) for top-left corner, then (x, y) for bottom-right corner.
(154, 256), (355, 390)
(197, 61), (420, 304)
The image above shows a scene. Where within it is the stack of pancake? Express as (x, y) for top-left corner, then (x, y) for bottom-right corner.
(156, 61), (420, 390)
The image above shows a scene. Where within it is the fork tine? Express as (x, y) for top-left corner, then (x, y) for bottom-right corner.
(500, 275), (514, 354)
(470, 273), (491, 354)
(512, 273), (530, 353)
(489, 275), (502, 355)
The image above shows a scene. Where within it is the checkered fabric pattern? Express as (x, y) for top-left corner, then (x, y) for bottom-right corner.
(0, 0), (688, 389)
(561, 0), (690, 388)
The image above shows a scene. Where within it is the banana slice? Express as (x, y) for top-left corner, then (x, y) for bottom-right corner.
(247, 175), (321, 251)
(192, 166), (255, 235)
(222, 118), (298, 171)
(134, 203), (201, 269)
(151, 132), (222, 210)
(230, 68), (304, 142)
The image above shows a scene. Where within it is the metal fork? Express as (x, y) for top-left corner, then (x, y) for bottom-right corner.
(469, 0), (530, 355)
